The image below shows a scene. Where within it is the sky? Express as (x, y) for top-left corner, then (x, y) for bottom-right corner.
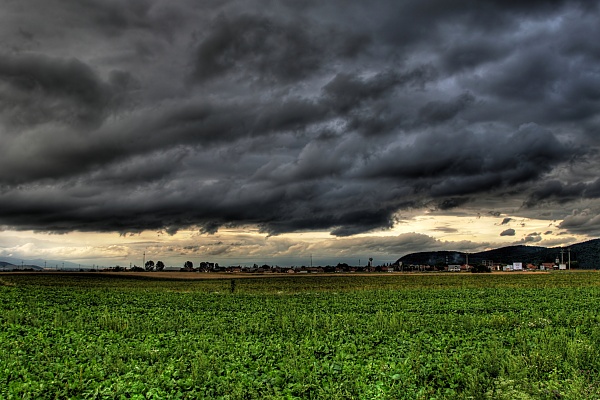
(1, 0), (600, 268)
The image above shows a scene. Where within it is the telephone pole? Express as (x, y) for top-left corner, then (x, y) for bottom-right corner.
(560, 248), (565, 264)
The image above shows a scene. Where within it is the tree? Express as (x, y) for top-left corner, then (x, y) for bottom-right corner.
(184, 261), (194, 271)
(145, 260), (155, 271)
(155, 261), (165, 271)
(470, 264), (491, 273)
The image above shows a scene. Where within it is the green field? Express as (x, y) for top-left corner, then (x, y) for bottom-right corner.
(1, 272), (600, 399)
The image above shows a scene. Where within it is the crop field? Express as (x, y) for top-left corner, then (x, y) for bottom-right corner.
(1, 272), (600, 399)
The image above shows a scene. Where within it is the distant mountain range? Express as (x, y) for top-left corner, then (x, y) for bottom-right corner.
(0, 260), (44, 270)
(0, 257), (84, 270)
(396, 238), (600, 269)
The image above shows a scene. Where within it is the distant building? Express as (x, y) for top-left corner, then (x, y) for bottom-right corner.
(513, 262), (523, 271)
(541, 263), (555, 270)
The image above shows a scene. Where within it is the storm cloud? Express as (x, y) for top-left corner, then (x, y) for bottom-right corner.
(1, 0), (600, 239)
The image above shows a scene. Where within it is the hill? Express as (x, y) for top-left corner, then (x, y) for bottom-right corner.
(0, 261), (15, 268)
(0, 256), (77, 270)
(0, 260), (44, 270)
(396, 239), (600, 269)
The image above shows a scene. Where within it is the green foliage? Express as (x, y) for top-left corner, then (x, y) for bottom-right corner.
(1, 272), (600, 398)
(470, 264), (491, 273)
(145, 260), (155, 272)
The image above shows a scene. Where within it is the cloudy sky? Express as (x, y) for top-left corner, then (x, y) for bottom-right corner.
(1, 0), (600, 268)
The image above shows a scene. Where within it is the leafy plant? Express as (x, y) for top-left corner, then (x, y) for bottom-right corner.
(1, 272), (600, 398)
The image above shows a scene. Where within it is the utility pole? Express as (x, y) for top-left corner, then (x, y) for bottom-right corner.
(568, 248), (571, 270)
(560, 248), (565, 265)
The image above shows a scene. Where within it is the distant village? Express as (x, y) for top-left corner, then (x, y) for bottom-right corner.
(0, 258), (575, 273)
(62, 260), (577, 273)
(162, 260), (571, 273)
(96, 255), (575, 273)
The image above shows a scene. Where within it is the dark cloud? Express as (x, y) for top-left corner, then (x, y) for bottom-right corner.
(0, 53), (119, 128)
(484, 50), (564, 103)
(323, 232), (441, 257)
(192, 14), (320, 83)
(500, 229), (516, 237)
(517, 232), (542, 244)
(524, 177), (600, 208)
(434, 227), (458, 233)
(558, 209), (600, 236)
(441, 40), (510, 74)
(322, 67), (437, 115)
(192, 13), (370, 84)
(417, 92), (475, 124)
(436, 198), (470, 210)
(0, 0), (599, 239)
(362, 123), (576, 198)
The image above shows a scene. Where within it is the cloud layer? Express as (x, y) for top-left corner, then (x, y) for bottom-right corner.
(1, 0), (600, 239)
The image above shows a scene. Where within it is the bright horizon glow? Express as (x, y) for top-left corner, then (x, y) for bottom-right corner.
(0, 212), (586, 268)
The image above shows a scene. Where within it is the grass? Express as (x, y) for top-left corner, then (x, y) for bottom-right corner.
(1, 272), (599, 399)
